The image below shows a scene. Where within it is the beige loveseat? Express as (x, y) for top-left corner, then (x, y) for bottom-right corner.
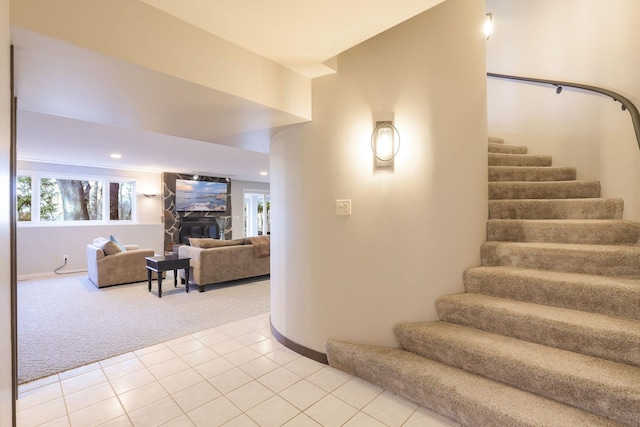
(178, 236), (270, 292)
(87, 237), (156, 288)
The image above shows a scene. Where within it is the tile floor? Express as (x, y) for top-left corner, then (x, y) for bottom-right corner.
(17, 313), (458, 427)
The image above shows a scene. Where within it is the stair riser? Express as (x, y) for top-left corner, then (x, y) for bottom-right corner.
(487, 221), (640, 245)
(488, 143), (527, 154)
(436, 295), (640, 367)
(481, 243), (640, 278)
(489, 153), (552, 167)
(326, 341), (621, 427)
(488, 199), (624, 219)
(489, 182), (600, 200)
(464, 268), (640, 321)
(489, 166), (576, 182)
(395, 323), (640, 426)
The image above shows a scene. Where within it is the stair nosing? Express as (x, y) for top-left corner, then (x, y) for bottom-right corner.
(482, 240), (640, 251)
(395, 321), (640, 425)
(327, 341), (623, 427)
(438, 292), (640, 329)
(463, 265), (640, 321)
(396, 321), (640, 382)
(466, 265), (640, 284)
(436, 292), (640, 366)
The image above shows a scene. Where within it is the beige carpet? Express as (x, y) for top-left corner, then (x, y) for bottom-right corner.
(18, 273), (270, 384)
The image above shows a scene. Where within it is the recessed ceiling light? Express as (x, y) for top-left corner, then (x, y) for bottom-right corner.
(110, 153), (122, 159)
(260, 171), (268, 176)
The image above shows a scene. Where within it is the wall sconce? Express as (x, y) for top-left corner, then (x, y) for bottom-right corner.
(484, 13), (494, 39)
(371, 121), (400, 170)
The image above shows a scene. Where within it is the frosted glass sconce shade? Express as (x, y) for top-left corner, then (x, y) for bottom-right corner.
(371, 121), (400, 169)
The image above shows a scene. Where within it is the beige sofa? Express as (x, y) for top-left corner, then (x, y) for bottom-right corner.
(87, 238), (156, 288)
(178, 236), (270, 292)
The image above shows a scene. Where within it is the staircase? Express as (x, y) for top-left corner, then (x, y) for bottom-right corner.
(326, 138), (640, 427)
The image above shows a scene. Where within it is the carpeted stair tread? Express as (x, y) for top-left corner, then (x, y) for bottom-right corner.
(489, 166), (576, 182)
(488, 142), (528, 154)
(489, 180), (600, 200)
(435, 293), (640, 367)
(481, 241), (640, 278)
(487, 219), (640, 245)
(489, 153), (552, 167)
(488, 136), (505, 144)
(489, 198), (624, 219)
(325, 341), (624, 427)
(464, 266), (640, 321)
(394, 322), (640, 426)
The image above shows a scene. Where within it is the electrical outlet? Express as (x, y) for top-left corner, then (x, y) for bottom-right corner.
(63, 254), (69, 262)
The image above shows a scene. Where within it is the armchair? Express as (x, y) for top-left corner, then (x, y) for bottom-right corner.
(86, 242), (156, 288)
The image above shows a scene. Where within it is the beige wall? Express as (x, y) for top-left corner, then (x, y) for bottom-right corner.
(271, 0), (488, 353)
(487, 0), (640, 219)
(16, 161), (164, 278)
(17, 223), (164, 279)
(0, 0), (14, 421)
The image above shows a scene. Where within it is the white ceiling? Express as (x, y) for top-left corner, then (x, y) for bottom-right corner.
(139, 0), (446, 78)
(14, 0), (445, 183)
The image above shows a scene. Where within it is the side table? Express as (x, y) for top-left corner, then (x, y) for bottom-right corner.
(145, 255), (191, 298)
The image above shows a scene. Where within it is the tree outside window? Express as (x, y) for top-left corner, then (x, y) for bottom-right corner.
(41, 178), (103, 221)
(17, 176), (32, 221)
(16, 174), (136, 223)
(256, 200), (271, 235)
(110, 181), (133, 221)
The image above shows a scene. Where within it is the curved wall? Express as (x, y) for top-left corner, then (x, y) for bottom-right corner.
(271, 0), (488, 354)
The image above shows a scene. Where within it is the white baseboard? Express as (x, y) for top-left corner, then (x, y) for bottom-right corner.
(18, 270), (88, 282)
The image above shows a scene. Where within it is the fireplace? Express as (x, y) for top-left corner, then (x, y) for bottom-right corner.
(179, 217), (219, 244)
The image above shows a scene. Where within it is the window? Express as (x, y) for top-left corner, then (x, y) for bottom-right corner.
(17, 173), (136, 224)
(243, 190), (270, 237)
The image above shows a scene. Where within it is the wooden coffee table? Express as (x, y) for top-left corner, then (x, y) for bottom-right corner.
(145, 255), (191, 298)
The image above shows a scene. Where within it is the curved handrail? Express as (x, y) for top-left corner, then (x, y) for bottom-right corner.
(487, 72), (640, 151)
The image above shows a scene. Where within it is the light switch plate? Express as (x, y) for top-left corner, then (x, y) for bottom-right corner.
(336, 199), (352, 216)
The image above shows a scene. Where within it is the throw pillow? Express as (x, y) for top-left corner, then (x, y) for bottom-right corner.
(188, 238), (206, 248)
(190, 238), (243, 248)
(198, 239), (242, 248)
(92, 237), (122, 256)
(93, 237), (109, 248)
(109, 235), (127, 252)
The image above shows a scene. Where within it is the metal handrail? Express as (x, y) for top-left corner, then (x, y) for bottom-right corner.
(487, 72), (640, 151)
